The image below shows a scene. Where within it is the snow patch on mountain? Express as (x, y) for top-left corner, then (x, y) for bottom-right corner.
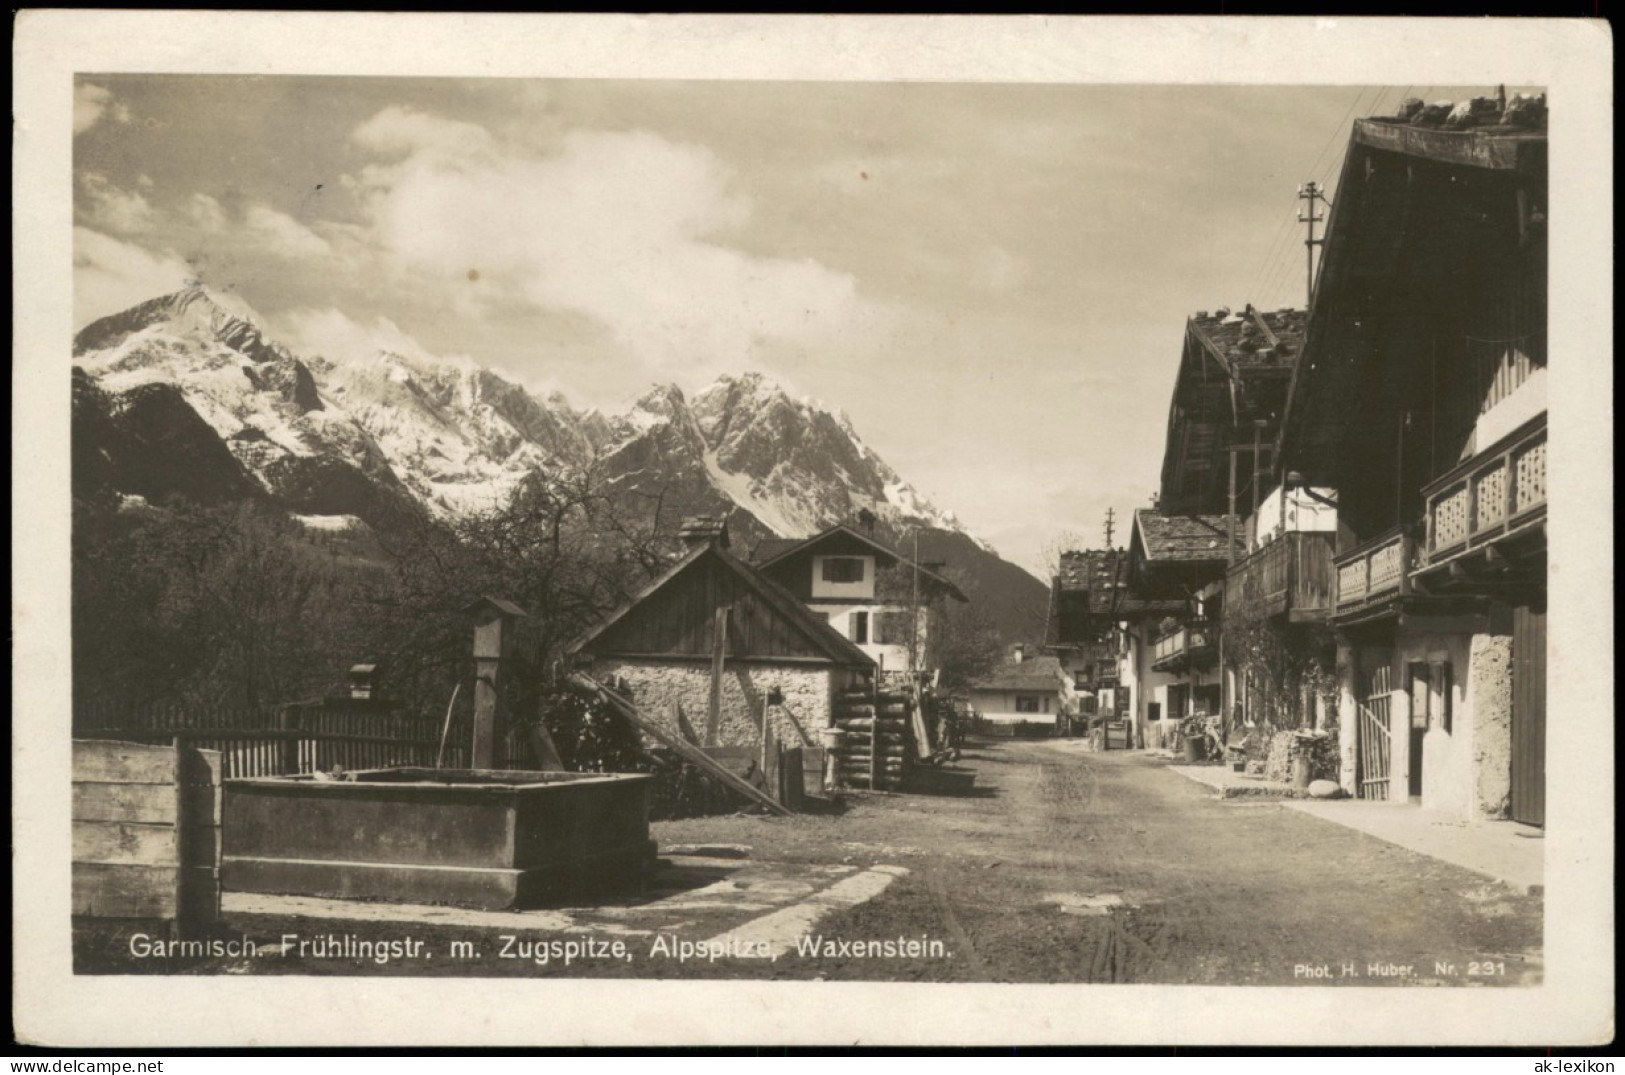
(73, 289), (994, 553)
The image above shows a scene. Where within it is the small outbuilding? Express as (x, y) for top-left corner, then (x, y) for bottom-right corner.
(569, 518), (876, 751)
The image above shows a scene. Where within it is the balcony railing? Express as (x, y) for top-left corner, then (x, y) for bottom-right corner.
(1223, 531), (1337, 624)
(1151, 620), (1214, 673)
(1333, 527), (1414, 615)
(1420, 413), (1547, 568)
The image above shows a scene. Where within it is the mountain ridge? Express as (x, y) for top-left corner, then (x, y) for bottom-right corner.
(72, 288), (1048, 643)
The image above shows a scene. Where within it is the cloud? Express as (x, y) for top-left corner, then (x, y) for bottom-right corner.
(74, 83), (129, 136)
(343, 112), (880, 378)
(351, 106), (496, 162)
(77, 172), (160, 236)
(276, 305), (467, 369)
(243, 204), (332, 260)
(73, 228), (195, 329)
(184, 193), (228, 232)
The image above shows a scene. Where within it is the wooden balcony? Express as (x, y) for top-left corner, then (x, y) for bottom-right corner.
(1223, 531), (1337, 624)
(1151, 620), (1215, 674)
(1333, 527), (1414, 619)
(1418, 413), (1547, 575)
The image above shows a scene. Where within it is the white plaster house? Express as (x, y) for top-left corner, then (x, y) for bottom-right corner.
(748, 523), (967, 677)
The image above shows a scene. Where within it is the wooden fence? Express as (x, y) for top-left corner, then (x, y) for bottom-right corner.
(75, 698), (546, 779)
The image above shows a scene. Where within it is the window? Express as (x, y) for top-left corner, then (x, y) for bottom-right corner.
(1409, 660), (1454, 733)
(1167, 684), (1189, 720)
(822, 557), (865, 584)
(1016, 695), (1041, 713)
(1074, 670), (1091, 690)
(1431, 661), (1453, 734)
(850, 610), (869, 644)
(1408, 662), (1430, 731)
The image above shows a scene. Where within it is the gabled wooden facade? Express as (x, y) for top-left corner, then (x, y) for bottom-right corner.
(1160, 306), (1308, 520)
(572, 532), (874, 753)
(1276, 104), (1548, 824)
(584, 545), (871, 666)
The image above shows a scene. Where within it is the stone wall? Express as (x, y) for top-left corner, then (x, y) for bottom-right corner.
(590, 657), (841, 750)
(1469, 632), (1514, 820)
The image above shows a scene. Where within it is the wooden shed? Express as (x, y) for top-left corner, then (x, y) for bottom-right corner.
(570, 522), (876, 752)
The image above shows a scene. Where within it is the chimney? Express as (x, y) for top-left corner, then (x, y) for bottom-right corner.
(347, 663), (381, 700)
(679, 515), (730, 550)
(856, 508), (877, 535)
(1013, 644), (1026, 664)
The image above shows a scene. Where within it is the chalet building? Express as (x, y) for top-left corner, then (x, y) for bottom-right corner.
(1159, 304), (1309, 525)
(1043, 550), (1125, 719)
(1145, 302), (1347, 739)
(1045, 547), (1186, 749)
(569, 518), (876, 751)
(1123, 510), (1231, 749)
(968, 644), (1068, 734)
(748, 522), (968, 679)
(1275, 97), (1548, 823)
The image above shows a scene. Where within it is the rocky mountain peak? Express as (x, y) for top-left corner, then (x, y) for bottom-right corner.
(73, 284), (291, 367)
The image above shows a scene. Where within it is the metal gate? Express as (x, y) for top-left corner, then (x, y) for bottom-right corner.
(1511, 602), (1546, 826)
(1356, 651), (1395, 801)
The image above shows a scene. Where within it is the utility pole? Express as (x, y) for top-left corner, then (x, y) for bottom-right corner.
(1298, 181), (1328, 308)
(1103, 507), (1116, 549)
(910, 528), (920, 676)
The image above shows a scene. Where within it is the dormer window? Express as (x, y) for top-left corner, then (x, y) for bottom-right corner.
(822, 557), (866, 584)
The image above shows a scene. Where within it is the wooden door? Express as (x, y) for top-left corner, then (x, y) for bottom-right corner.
(1357, 648), (1395, 800)
(1511, 601), (1546, 826)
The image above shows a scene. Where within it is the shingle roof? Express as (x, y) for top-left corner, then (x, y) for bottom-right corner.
(1188, 306), (1307, 373)
(748, 537), (802, 563)
(1051, 548), (1184, 625)
(971, 654), (1065, 692)
(1134, 510), (1231, 564)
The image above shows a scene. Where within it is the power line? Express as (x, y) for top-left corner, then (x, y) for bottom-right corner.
(1247, 86), (1377, 303)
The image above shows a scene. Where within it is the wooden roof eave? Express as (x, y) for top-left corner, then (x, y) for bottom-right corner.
(755, 524), (903, 572)
(565, 544), (710, 657)
(1279, 137), (1365, 473)
(710, 545), (877, 667)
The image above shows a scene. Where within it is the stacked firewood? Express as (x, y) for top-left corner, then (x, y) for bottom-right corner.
(830, 685), (913, 791)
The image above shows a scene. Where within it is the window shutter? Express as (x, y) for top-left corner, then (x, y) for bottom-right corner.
(1409, 662), (1430, 729)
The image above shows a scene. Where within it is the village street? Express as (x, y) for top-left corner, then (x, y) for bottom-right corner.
(82, 738), (1542, 985)
(650, 740), (1544, 985)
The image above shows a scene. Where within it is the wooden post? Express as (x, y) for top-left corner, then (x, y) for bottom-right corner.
(759, 717), (773, 801)
(1227, 447), (1239, 565)
(276, 706), (300, 775)
(706, 606), (729, 746)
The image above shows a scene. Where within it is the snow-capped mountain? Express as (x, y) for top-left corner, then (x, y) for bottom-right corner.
(72, 287), (978, 549)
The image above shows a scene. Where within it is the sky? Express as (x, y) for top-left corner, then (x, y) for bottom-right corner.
(72, 76), (1513, 575)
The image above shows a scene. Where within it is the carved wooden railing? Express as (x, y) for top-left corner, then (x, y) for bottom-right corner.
(1421, 413), (1547, 567)
(1151, 620), (1213, 671)
(1334, 526), (1414, 614)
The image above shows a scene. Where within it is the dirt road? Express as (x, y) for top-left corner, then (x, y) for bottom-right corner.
(657, 738), (1543, 985)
